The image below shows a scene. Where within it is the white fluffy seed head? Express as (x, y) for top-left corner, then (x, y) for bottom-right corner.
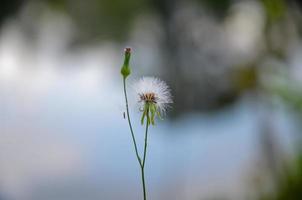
(133, 77), (173, 114)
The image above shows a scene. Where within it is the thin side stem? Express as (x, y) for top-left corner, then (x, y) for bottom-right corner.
(123, 78), (142, 166)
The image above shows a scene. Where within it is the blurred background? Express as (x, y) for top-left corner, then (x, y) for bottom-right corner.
(1, 0), (302, 199)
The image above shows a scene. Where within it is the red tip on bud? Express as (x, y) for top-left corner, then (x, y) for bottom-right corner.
(124, 47), (131, 53)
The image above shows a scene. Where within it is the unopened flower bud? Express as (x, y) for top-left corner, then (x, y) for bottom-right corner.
(121, 47), (132, 79)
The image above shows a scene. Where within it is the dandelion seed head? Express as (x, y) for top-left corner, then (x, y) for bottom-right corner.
(133, 77), (172, 115)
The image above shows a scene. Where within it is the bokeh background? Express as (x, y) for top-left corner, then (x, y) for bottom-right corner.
(1, 0), (302, 199)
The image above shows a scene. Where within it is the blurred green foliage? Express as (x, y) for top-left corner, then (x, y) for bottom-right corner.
(233, 65), (258, 92)
(198, 0), (231, 17)
(271, 83), (302, 112)
(259, 153), (302, 200)
(0, 0), (23, 26)
(261, 0), (286, 22)
(45, 0), (148, 40)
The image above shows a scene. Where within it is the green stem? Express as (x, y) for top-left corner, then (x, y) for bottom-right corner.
(142, 110), (149, 167)
(123, 78), (142, 166)
(141, 167), (147, 200)
(141, 111), (149, 200)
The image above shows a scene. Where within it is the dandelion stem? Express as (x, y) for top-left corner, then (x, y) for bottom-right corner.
(142, 110), (149, 168)
(140, 110), (149, 200)
(123, 78), (142, 166)
(141, 166), (147, 200)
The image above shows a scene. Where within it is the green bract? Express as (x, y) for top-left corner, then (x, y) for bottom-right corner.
(141, 103), (162, 125)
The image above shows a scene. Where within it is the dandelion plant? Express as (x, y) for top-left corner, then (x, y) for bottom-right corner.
(121, 48), (172, 200)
